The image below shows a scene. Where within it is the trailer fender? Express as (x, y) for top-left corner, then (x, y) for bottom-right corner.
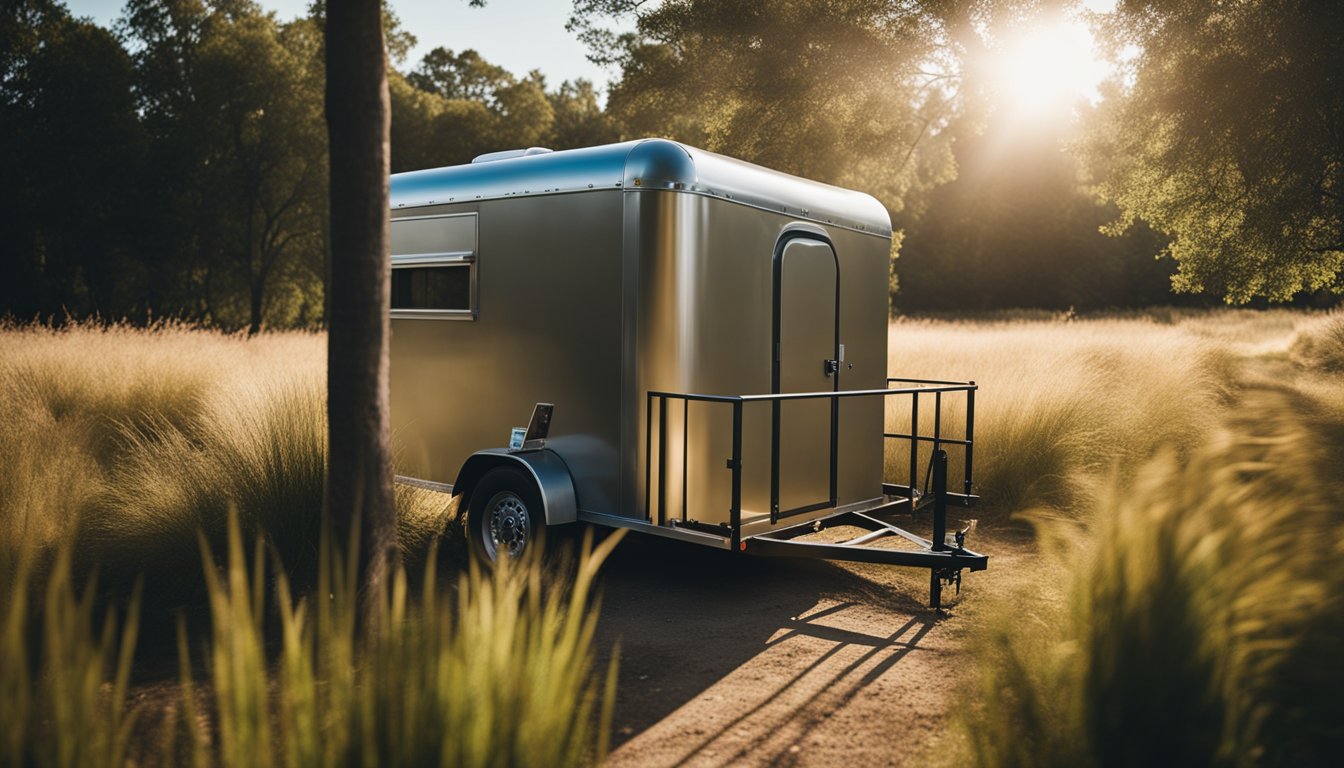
(453, 449), (578, 526)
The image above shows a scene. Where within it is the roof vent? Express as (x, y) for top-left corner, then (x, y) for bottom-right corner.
(471, 147), (554, 164)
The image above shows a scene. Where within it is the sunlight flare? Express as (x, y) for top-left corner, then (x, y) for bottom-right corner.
(983, 15), (1111, 117)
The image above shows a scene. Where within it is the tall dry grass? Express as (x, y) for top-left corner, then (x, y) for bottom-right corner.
(963, 311), (1344, 766)
(885, 312), (1291, 516)
(968, 383), (1344, 766)
(1290, 312), (1344, 372)
(0, 321), (453, 599)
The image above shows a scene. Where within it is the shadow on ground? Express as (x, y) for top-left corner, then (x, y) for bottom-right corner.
(591, 529), (956, 767)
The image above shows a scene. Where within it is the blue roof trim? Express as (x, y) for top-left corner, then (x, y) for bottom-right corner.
(390, 139), (892, 237)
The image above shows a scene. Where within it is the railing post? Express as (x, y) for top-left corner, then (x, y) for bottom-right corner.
(828, 391), (839, 507)
(908, 392), (920, 497)
(932, 449), (948, 552)
(933, 391), (942, 457)
(645, 393), (653, 522)
(682, 398), (689, 524)
(658, 396), (668, 527)
(731, 399), (743, 552)
(770, 398), (780, 523)
(964, 384), (976, 497)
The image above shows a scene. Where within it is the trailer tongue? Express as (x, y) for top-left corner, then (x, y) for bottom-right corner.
(745, 452), (986, 610)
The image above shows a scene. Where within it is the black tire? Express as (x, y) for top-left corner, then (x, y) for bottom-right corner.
(466, 466), (545, 564)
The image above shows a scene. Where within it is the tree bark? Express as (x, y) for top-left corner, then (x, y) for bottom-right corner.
(247, 283), (263, 336)
(323, 0), (396, 628)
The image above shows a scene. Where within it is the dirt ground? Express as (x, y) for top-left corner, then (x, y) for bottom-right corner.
(112, 510), (1037, 768)
(592, 515), (1038, 768)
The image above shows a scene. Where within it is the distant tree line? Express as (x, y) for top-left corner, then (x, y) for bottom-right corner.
(1, 0), (1339, 327)
(3, 0), (326, 332)
(0, 0), (616, 332)
(892, 112), (1180, 313)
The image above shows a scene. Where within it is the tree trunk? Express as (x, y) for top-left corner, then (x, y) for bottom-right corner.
(323, 0), (396, 629)
(247, 277), (264, 336)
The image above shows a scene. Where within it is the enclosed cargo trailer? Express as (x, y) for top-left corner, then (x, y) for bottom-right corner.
(389, 139), (985, 606)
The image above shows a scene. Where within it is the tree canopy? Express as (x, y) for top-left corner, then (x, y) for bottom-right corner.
(570, 0), (980, 213)
(1091, 0), (1344, 303)
(3, 0), (1342, 322)
(1, 0), (144, 321)
(898, 109), (1175, 312)
(0, 0), (618, 327)
(392, 47), (617, 173)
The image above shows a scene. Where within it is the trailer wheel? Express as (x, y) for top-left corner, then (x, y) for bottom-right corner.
(467, 466), (545, 563)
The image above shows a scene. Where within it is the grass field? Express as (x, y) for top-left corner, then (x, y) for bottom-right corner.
(0, 322), (614, 766)
(2, 310), (1342, 765)
(0, 322), (464, 597)
(919, 310), (1344, 768)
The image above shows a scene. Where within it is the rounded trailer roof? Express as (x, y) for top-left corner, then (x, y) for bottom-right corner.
(390, 139), (893, 238)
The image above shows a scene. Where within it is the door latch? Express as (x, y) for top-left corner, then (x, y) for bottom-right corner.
(823, 359), (840, 376)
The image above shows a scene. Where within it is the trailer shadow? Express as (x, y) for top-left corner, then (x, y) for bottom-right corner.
(591, 530), (944, 764)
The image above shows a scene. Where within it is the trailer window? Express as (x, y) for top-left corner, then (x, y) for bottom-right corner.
(390, 212), (477, 320)
(392, 265), (470, 311)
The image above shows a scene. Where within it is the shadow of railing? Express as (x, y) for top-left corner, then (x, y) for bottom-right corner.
(591, 532), (940, 761)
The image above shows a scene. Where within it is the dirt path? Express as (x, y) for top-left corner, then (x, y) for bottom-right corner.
(592, 518), (1037, 767)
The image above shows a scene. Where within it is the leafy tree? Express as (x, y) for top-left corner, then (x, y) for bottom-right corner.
(120, 0), (222, 321)
(546, 78), (620, 149)
(569, 0), (978, 213)
(392, 48), (558, 170)
(120, 0), (327, 331)
(390, 69), (495, 171)
(1092, 0), (1344, 303)
(407, 46), (511, 102)
(191, 8), (327, 333)
(491, 69), (555, 147)
(893, 2), (1181, 314)
(0, 0), (146, 321)
(898, 113), (1174, 311)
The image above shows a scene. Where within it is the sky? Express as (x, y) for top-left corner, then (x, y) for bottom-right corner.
(63, 0), (1123, 116)
(62, 0), (621, 96)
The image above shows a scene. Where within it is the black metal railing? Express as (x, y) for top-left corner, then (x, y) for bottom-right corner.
(882, 377), (977, 503)
(644, 379), (977, 550)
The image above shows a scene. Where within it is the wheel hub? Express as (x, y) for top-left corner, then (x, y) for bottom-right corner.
(485, 492), (530, 560)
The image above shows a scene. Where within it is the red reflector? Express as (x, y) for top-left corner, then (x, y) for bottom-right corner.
(739, 542), (747, 551)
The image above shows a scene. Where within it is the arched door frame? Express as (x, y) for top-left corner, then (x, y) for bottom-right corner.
(770, 224), (841, 522)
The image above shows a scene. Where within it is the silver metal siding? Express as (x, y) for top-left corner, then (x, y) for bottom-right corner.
(630, 191), (887, 527)
(389, 191), (625, 516)
(831, 226), (887, 509)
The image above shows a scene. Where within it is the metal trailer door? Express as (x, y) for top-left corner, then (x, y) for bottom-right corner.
(772, 234), (839, 520)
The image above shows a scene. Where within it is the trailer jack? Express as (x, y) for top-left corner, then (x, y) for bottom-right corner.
(931, 568), (961, 611)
